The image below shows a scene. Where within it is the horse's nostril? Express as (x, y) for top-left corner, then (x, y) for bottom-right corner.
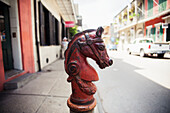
(109, 59), (113, 66)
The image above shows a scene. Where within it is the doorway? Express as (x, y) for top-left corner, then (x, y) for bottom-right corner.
(166, 24), (170, 41)
(0, 2), (14, 71)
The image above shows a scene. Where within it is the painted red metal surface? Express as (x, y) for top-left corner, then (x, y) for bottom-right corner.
(64, 27), (113, 112)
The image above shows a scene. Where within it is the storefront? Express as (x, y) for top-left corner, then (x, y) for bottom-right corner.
(0, 0), (35, 91)
(0, 2), (14, 71)
(162, 15), (170, 42)
(145, 16), (165, 42)
(0, 0), (77, 91)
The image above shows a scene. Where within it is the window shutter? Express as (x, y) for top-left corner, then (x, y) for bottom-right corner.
(49, 12), (53, 45)
(159, 0), (167, 12)
(148, 0), (153, 17)
(52, 16), (56, 45)
(151, 27), (156, 41)
(61, 18), (66, 39)
(159, 25), (163, 41)
(39, 2), (45, 46)
(55, 19), (59, 45)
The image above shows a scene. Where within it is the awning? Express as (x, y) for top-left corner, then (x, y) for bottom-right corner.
(55, 0), (77, 23)
(40, 0), (77, 22)
(162, 15), (170, 20)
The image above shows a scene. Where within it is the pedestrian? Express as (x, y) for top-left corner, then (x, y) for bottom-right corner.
(61, 37), (68, 59)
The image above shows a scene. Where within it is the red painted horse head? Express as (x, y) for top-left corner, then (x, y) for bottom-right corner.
(64, 27), (113, 112)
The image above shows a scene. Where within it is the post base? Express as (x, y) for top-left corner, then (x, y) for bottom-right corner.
(67, 97), (96, 113)
(70, 109), (94, 113)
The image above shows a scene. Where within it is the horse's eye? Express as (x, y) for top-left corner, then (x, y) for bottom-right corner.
(98, 45), (105, 51)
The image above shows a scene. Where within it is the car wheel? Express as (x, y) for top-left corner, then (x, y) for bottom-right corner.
(157, 54), (164, 58)
(140, 49), (145, 57)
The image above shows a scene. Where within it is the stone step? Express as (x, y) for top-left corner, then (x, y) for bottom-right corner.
(4, 73), (39, 90)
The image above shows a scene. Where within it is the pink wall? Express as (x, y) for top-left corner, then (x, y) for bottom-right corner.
(145, 0), (148, 18)
(18, 0), (35, 73)
(167, 0), (170, 9)
(153, 0), (159, 15)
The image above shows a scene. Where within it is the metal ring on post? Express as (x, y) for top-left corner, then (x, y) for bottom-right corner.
(67, 97), (96, 113)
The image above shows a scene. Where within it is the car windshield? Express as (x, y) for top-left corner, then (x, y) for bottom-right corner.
(139, 40), (153, 43)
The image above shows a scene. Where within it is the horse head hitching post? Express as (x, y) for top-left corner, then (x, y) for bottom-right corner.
(64, 27), (113, 113)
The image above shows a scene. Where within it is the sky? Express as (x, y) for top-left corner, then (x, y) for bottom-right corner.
(74, 0), (131, 29)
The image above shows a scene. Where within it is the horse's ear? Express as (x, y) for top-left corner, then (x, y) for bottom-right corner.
(96, 27), (104, 37)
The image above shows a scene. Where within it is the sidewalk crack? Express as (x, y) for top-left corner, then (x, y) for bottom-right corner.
(35, 95), (47, 113)
(0, 93), (69, 98)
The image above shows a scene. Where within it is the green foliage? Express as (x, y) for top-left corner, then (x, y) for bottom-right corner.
(115, 38), (119, 45)
(129, 15), (133, 19)
(69, 26), (78, 37)
(123, 19), (127, 22)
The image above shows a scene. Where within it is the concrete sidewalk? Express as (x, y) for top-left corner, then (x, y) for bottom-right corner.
(0, 60), (99, 113)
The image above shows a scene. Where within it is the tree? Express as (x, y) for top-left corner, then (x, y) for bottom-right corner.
(69, 26), (78, 38)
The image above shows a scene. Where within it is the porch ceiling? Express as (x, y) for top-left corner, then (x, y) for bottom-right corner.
(55, 0), (77, 23)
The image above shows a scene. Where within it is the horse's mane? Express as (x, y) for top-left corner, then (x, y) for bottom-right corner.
(66, 32), (84, 52)
(64, 32), (84, 66)
(64, 29), (96, 64)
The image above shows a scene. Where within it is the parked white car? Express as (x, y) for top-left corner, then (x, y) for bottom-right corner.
(127, 38), (170, 58)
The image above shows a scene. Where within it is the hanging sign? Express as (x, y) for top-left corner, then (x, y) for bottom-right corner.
(162, 23), (168, 28)
(65, 21), (75, 28)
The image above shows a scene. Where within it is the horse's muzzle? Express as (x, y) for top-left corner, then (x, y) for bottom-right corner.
(97, 59), (113, 69)
(109, 59), (113, 66)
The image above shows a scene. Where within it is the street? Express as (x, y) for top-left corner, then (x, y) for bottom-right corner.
(89, 51), (170, 113)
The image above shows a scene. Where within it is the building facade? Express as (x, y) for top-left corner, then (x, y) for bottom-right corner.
(0, 0), (77, 91)
(144, 0), (170, 42)
(113, 0), (170, 51)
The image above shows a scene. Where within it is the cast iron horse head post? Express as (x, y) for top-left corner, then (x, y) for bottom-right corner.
(64, 27), (113, 112)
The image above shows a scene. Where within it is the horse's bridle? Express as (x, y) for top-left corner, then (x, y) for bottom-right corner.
(77, 27), (112, 67)
(84, 34), (106, 65)
(77, 35), (109, 67)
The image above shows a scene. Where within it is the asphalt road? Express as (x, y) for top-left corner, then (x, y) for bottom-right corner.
(88, 51), (170, 113)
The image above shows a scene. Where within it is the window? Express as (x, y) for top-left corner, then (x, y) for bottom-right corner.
(55, 19), (59, 45)
(61, 18), (66, 40)
(39, 2), (60, 46)
(151, 27), (156, 41)
(148, 0), (153, 17)
(139, 39), (153, 43)
(157, 25), (163, 42)
(159, 0), (167, 12)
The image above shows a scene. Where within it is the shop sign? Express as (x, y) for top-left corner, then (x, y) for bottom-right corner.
(162, 23), (168, 28)
(65, 21), (75, 28)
